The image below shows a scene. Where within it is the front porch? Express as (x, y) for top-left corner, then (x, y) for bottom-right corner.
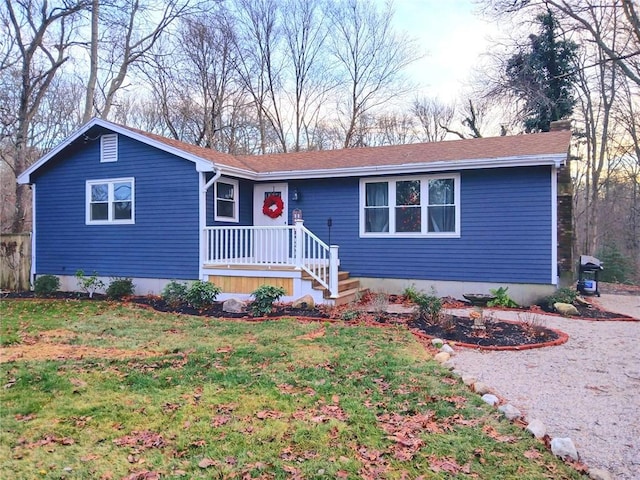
(200, 221), (359, 305)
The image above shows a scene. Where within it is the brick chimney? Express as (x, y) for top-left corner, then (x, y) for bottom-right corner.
(552, 119), (575, 286)
(550, 119), (572, 131)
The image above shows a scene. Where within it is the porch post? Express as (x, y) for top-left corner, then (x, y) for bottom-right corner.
(329, 245), (339, 298)
(294, 219), (304, 269)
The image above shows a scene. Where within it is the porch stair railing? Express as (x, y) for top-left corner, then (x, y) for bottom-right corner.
(204, 220), (339, 298)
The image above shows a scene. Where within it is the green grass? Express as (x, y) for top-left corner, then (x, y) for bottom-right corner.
(0, 299), (584, 479)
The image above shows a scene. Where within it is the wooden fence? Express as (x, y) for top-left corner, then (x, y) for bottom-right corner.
(1, 233), (31, 291)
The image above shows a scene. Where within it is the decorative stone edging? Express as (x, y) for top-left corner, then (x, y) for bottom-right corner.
(428, 338), (614, 480)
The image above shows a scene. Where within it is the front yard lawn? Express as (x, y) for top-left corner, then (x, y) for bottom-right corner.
(0, 299), (583, 479)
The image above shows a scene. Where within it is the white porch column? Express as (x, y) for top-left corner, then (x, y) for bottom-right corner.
(294, 219), (304, 269)
(329, 245), (339, 298)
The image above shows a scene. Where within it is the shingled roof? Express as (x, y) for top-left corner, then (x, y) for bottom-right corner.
(129, 125), (571, 177)
(18, 118), (572, 184)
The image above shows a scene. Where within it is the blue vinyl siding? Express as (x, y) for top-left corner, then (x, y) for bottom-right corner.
(290, 166), (553, 284)
(33, 134), (201, 279)
(206, 176), (253, 226)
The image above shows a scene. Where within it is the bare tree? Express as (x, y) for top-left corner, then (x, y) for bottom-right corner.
(2, 0), (89, 233)
(439, 99), (486, 139)
(281, 0), (332, 151)
(412, 97), (455, 142)
(233, 0), (287, 153)
(85, 0), (197, 120)
(485, 0), (640, 87)
(328, 0), (418, 148)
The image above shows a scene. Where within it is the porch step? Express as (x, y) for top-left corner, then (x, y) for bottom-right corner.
(305, 270), (363, 306)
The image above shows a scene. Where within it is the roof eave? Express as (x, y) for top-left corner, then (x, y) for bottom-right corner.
(17, 118), (217, 184)
(252, 153), (568, 180)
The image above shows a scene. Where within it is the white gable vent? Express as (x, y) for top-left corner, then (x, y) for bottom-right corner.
(101, 134), (118, 163)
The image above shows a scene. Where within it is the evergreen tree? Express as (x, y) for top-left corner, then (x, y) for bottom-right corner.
(505, 11), (578, 132)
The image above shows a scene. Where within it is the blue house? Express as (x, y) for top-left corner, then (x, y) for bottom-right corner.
(18, 118), (573, 305)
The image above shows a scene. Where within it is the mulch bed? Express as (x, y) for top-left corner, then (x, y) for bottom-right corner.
(409, 315), (568, 350)
(3, 289), (636, 350)
(128, 296), (327, 319)
(534, 303), (637, 321)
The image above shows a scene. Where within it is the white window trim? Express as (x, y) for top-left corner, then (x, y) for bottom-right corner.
(100, 134), (118, 163)
(86, 177), (135, 225)
(214, 177), (239, 222)
(359, 173), (460, 238)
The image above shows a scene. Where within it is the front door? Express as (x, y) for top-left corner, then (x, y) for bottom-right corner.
(253, 183), (289, 263)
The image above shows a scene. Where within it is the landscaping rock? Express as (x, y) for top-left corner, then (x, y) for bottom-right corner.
(587, 468), (613, 480)
(292, 294), (315, 309)
(550, 437), (579, 461)
(223, 298), (246, 314)
(440, 344), (455, 354)
(461, 375), (476, 386)
(472, 382), (491, 395)
(481, 394), (499, 406)
(433, 352), (451, 364)
(441, 360), (456, 370)
(498, 404), (522, 420)
(554, 302), (579, 316)
(574, 295), (591, 306)
(431, 338), (444, 348)
(526, 419), (546, 439)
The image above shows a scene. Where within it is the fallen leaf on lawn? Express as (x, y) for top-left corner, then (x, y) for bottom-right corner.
(122, 470), (160, 480)
(14, 413), (36, 422)
(80, 453), (100, 462)
(198, 458), (218, 468)
(256, 410), (282, 420)
(523, 449), (542, 459)
(211, 414), (232, 427)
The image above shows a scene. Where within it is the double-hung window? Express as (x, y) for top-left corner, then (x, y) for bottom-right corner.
(86, 178), (134, 224)
(361, 174), (459, 237)
(215, 178), (239, 222)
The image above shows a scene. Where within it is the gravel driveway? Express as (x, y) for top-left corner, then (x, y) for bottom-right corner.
(447, 298), (640, 479)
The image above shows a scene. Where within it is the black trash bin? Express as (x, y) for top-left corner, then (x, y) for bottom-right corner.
(577, 255), (603, 297)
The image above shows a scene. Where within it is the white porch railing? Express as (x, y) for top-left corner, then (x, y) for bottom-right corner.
(204, 220), (339, 297)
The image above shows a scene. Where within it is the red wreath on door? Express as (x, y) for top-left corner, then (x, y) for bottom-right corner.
(262, 194), (284, 219)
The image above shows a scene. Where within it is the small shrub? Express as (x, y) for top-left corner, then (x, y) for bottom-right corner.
(487, 287), (518, 308)
(162, 280), (188, 306)
(34, 275), (60, 297)
(106, 278), (135, 299)
(185, 280), (221, 309)
(517, 311), (546, 338)
(414, 288), (443, 323)
(75, 270), (105, 298)
(544, 287), (578, 308)
(251, 284), (286, 316)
